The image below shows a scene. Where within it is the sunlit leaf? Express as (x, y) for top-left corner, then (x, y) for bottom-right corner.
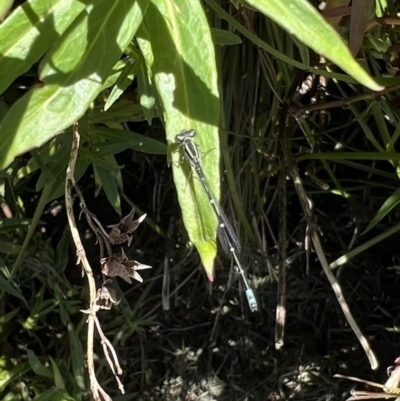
(105, 57), (142, 111)
(137, 60), (157, 124)
(0, 0), (151, 170)
(137, 0), (220, 279)
(232, 0), (383, 91)
(0, 0), (87, 94)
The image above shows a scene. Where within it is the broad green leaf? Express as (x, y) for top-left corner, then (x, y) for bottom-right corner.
(92, 127), (167, 155)
(362, 187), (400, 235)
(0, 99), (9, 120)
(0, 0), (151, 170)
(204, 0), (357, 84)
(137, 0), (220, 280)
(27, 349), (53, 379)
(244, 0), (383, 91)
(0, 0), (87, 94)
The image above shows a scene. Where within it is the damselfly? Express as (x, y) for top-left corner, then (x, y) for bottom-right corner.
(175, 129), (258, 312)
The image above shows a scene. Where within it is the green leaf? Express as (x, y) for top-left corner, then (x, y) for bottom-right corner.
(0, 0), (13, 21)
(49, 156), (90, 201)
(211, 28), (242, 45)
(93, 157), (121, 214)
(0, 0), (87, 94)
(0, 241), (22, 254)
(27, 350), (53, 379)
(0, 0), (151, 170)
(137, 60), (157, 124)
(0, 308), (20, 325)
(137, 0), (220, 280)
(105, 56), (142, 111)
(291, 36), (310, 68)
(0, 360), (30, 393)
(362, 187), (400, 235)
(0, 260), (26, 301)
(244, 0), (383, 91)
(101, 57), (132, 91)
(67, 323), (85, 391)
(88, 100), (146, 124)
(35, 136), (71, 191)
(54, 228), (70, 273)
(0, 218), (31, 232)
(32, 388), (58, 401)
(22, 286), (46, 330)
(0, 268), (25, 301)
(92, 126), (167, 155)
(49, 356), (65, 390)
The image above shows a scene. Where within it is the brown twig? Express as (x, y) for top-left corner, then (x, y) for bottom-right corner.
(65, 122), (124, 400)
(280, 116), (379, 370)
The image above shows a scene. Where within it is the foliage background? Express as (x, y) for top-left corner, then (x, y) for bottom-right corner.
(1, 0), (400, 400)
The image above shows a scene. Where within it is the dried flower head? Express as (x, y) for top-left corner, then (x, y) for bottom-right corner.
(108, 208), (147, 246)
(101, 252), (131, 283)
(101, 249), (151, 284)
(95, 280), (120, 310)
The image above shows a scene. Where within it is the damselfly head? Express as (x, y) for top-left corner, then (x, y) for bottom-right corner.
(176, 129), (196, 143)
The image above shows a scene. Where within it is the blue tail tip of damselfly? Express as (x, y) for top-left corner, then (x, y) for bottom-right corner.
(246, 289), (258, 312)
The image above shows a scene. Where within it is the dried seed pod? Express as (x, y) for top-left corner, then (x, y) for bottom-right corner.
(108, 209), (147, 246)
